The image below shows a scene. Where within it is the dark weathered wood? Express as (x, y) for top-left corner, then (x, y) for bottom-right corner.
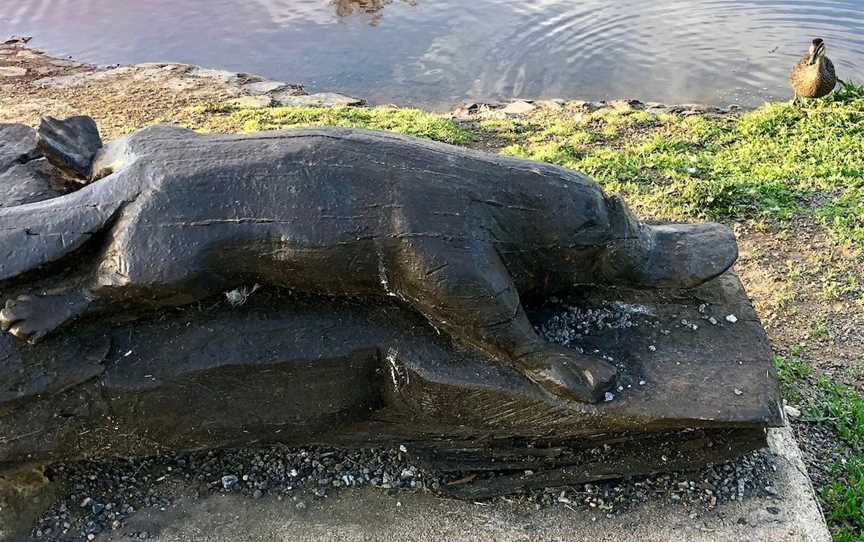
(0, 123), (69, 208)
(431, 428), (768, 499)
(1, 119), (739, 403)
(0, 273), (782, 468)
(0, 119), (782, 495)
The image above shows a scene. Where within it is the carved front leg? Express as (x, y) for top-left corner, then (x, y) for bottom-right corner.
(390, 238), (616, 403)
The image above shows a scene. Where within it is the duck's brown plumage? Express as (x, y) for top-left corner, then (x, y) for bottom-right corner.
(790, 39), (837, 99)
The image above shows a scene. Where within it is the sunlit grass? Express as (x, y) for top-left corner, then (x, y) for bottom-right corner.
(188, 103), (473, 145)
(491, 87), (864, 246)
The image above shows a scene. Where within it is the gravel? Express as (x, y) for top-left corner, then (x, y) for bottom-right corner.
(34, 446), (437, 540)
(32, 444), (778, 541)
(538, 301), (638, 349)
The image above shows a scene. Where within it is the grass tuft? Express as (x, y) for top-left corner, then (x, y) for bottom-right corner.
(773, 352), (812, 402)
(816, 379), (864, 451)
(825, 458), (864, 542)
(187, 104), (473, 145)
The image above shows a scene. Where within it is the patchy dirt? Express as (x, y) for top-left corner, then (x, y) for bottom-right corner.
(0, 44), (360, 140)
(735, 219), (864, 385)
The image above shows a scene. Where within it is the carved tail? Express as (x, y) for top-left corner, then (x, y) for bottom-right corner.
(0, 184), (127, 282)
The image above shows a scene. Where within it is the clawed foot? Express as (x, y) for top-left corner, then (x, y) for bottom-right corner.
(0, 293), (86, 344)
(518, 345), (617, 403)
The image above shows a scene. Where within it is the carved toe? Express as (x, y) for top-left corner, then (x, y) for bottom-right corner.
(520, 347), (617, 403)
(0, 293), (86, 344)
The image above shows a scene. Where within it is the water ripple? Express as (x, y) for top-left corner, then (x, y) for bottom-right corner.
(2, 0), (862, 108)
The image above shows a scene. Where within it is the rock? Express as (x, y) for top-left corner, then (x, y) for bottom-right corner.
(0, 123), (39, 170)
(501, 100), (537, 116)
(48, 59), (82, 68)
(271, 92), (364, 107)
(3, 36), (32, 46)
(567, 100), (602, 112)
(163, 77), (203, 92)
(227, 95), (273, 109)
(188, 67), (262, 85)
(221, 475), (239, 490)
(535, 100), (565, 111)
(242, 81), (296, 95)
(784, 405), (802, 419)
(609, 99), (644, 112)
(0, 66), (26, 77)
(32, 72), (99, 88)
(0, 463), (57, 542)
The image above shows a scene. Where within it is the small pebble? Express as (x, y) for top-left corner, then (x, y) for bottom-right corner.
(784, 405), (802, 419)
(221, 475), (239, 489)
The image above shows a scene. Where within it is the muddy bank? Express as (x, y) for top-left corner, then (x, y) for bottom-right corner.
(0, 43), (365, 138)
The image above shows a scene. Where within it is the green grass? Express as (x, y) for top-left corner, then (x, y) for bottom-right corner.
(773, 351), (812, 402)
(772, 349), (864, 540)
(819, 186), (864, 245)
(809, 378), (864, 540)
(188, 103), (473, 145)
(493, 88), (864, 245)
(816, 379), (864, 451)
(826, 459), (864, 542)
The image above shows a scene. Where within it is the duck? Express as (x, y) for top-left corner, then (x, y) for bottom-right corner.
(789, 38), (837, 101)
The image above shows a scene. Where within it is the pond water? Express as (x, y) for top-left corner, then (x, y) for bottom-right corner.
(3, 0), (863, 109)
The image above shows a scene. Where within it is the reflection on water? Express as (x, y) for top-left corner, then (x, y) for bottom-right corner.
(332, 0), (416, 26)
(2, 0), (863, 109)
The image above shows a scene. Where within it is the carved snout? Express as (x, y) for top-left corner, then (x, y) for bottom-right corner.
(598, 223), (739, 289)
